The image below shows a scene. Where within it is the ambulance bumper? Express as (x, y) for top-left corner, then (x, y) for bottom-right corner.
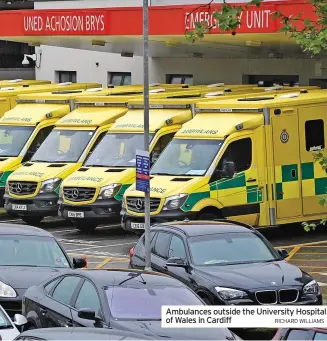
(4, 192), (59, 217)
(58, 198), (121, 222)
(121, 207), (196, 232)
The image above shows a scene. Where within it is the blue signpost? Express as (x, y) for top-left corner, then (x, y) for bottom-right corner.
(136, 149), (150, 193)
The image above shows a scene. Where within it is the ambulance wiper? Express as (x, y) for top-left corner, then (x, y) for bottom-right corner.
(151, 172), (174, 176)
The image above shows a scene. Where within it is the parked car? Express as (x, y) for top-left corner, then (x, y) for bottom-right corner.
(273, 328), (327, 340)
(23, 269), (240, 340)
(14, 327), (155, 340)
(129, 219), (322, 305)
(0, 305), (27, 340)
(0, 223), (86, 318)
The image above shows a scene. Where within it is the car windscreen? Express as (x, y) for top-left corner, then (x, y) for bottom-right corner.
(31, 129), (95, 163)
(188, 232), (278, 266)
(0, 235), (70, 268)
(85, 133), (153, 168)
(0, 308), (12, 329)
(151, 138), (223, 176)
(0, 126), (34, 157)
(105, 285), (203, 320)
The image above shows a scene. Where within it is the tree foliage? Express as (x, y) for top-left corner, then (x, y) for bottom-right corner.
(185, 0), (327, 56)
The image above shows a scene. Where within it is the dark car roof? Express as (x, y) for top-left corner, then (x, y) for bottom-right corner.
(151, 220), (253, 237)
(18, 327), (155, 340)
(0, 223), (53, 237)
(70, 268), (185, 287)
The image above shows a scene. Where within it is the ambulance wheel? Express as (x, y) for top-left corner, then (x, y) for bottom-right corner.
(75, 220), (98, 233)
(21, 216), (44, 226)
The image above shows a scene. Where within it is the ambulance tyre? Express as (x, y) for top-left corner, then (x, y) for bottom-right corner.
(22, 216), (44, 226)
(75, 220), (98, 233)
(198, 211), (221, 222)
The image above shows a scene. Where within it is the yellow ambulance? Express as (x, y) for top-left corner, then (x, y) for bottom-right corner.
(0, 79), (50, 88)
(122, 90), (327, 231)
(4, 88), (199, 225)
(0, 82), (101, 117)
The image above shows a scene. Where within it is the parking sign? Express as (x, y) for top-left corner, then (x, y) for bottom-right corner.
(136, 149), (150, 193)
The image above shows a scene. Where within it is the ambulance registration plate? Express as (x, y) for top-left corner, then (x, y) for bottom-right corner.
(131, 223), (145, 230)
(12, 204), (27, 211)
(68, 211), (84, 218)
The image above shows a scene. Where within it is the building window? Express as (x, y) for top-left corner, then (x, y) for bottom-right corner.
(56, 71), (77, 83)
(108, 72), (131, 86)
(305, 119), (325, 151)
(167, 74), (193, 85)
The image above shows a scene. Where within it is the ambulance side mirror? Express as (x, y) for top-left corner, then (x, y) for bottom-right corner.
(222, 161), (235, 179)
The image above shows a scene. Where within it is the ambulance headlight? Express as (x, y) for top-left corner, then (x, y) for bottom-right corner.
(40, 178), (61, 193)
(303, 280), (320, 296)
(98, 184), (121, 199)
(163, 194), (188, 210)
(58, 185), (64, 199)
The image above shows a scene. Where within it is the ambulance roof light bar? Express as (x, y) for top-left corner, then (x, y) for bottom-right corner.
(16, 99), (71, 104)
(207, 83), (225, 88)
(86, 88), (104, 92)
(195, 108), (263, 113)
(0, 87), (16, 91)
(128, 104), (192, 109)
(279, 93), (300, 98)
(58, 82), (72, 86)
(205, 91), (224, 97)
(75, 102), (128, 107)
(7, 79), (23, 83)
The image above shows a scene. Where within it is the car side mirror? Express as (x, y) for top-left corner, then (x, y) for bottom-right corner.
(166, 257), (187, 268)
(277, 249), (289, 259)
(73, 257), (87, 269)
(78, 308), (97, 320)
(222, 161), (235, 179)
(14, 314), (28, 326)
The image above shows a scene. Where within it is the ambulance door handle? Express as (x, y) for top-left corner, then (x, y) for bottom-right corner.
(246, 178), (257, 183)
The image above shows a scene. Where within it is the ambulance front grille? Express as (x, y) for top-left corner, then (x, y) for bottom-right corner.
(126, 197), (161, 212)
(64, 187), (96, 202)
(8, 181), (37, 195)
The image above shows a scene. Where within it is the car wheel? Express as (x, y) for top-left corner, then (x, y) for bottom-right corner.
(75, 220), (98, 233)
(21, 216), (44, 226)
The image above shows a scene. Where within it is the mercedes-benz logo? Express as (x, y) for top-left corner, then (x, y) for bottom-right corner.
(16, 183), (22, 193)
(72, 188), (79, 199)
(135, 198), (143, 210)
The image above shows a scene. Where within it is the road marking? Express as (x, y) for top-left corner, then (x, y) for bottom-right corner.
(295, 266), (327, 268)
(0, 219), (21, 222)
(65, 242), (136, 253)
(279, 240), (327, 248)
(96, 257), (112, 268)
(286, 246), (301, 261)
(51, 229), (78, 233)
(316, 273), (327, 277)
(318, 282), (327, 287)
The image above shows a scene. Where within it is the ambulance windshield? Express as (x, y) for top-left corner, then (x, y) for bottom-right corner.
(0, 126), (34, 157)
(31, 129), (95, 163)
(151, 139), (223, 176)
(85, 132), (154, 168)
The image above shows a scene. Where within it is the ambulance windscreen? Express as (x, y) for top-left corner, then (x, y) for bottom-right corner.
(0, 126), (34, 157)
(84, 132), (154, 168)
(151, 139), (223, 176)
(31, 129), (94, 163)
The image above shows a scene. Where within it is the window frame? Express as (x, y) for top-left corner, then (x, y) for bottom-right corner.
(152, 231), (173, 260)
(285, 329), (314, 340)
(72, 278), (105, 320)
(108, 72), (132, 86)
(313, 332), (327, 340)
(50, 275), (84, 307)
(217, 136), (253, 174)
(305, 119), (325, 152)
(167, 74), (193, 85)
(56, 71), (77, 83)
(168, 234), (187, 261)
